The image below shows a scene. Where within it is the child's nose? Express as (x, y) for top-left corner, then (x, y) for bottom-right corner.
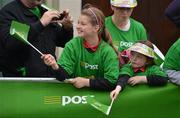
(131, 55), (137, 61)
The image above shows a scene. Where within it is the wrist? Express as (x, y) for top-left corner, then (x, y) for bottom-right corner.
(116, 85), (122, 92)
(142, 76), (148, 83)
(85, 79), (90, 87)
(52, 63), (59, 70)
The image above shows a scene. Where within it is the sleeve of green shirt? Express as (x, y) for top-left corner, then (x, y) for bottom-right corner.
(102, 46), (119, 84)
(57, 39), (76, 76)
(139, 23), (147, 40)
(148, 65), (167, 77)
(119, 64), (134, 77)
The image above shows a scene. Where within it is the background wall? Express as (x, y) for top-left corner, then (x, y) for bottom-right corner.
(82, 0), (179, 54)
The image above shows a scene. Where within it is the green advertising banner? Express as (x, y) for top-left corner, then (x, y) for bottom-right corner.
(0, 79), (180, 118)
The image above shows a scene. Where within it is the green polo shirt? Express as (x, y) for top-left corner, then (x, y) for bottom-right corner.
(57, 37), (119, 84)
(163, 38), (180, 70)
(105, 16), (147, 52)
(119, 64), (167, 77)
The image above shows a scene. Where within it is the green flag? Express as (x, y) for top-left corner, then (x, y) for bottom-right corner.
(86, 95), (114, 116)
(10, 21), (43, 56)
(10, 20), (30, 44)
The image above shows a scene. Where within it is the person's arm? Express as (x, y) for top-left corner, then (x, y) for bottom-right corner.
(165, 0), (180, 27)
(89, 75), (130, 92)
(0, 8), (27, 50)
(54, 24), (73, 47)
(146, 75), (168, 86)
(51, 65), (70, 81)
(54, 11), (73, 47)
(110, 75), (130, 100)
(116, 75), (130, 90)
(89, 78), (115, 91)
(165, 69), (180, 85)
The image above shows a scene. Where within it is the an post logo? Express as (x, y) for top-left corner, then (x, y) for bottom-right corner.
(80, 62), (98, 70)
(44, 95), (94, 106)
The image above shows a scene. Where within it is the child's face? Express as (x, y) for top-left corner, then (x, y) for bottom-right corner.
(111, 6), (133, 21)
(76, 14), (99, 38)
(130, 51), (147, 68)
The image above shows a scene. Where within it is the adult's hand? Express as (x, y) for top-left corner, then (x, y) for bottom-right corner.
(40, 10), (61, 26)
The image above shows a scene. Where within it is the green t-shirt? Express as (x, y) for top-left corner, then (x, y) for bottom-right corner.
(163, 38), (180, 70)
(58, 37), (119, 84)
(119, 64), (167, 77)
(105, 16), (147, 52)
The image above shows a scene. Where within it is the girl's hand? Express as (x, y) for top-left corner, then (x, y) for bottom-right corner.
(41, 54), (59, 70)
(69, 77), (89, 88)
(128, 76), (147, 86)
(110, 85), (122, 100)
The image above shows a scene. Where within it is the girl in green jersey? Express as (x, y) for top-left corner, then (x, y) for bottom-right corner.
(42, 4), (119, 91)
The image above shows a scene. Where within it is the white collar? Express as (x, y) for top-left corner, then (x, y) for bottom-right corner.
(118, 19), (130, 31)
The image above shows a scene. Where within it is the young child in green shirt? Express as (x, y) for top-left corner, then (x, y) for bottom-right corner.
(110, 41), (168, 100)
(41, 4), (119, 91)
(105, 0), (147, 65)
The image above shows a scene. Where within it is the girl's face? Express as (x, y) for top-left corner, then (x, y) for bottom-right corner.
(76, 14), (99, 38)
(130, 51), (147, 68)
(112, 6), (133, 21)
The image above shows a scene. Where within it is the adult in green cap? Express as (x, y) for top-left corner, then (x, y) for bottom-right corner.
(105, 0), (147, 65)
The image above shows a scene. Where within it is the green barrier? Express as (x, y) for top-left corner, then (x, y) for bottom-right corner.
(0, 80), (180, 118)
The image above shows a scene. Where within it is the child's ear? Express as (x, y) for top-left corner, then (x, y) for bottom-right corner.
(95, 25), (100, 32)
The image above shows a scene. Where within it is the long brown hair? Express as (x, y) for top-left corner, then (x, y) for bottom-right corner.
(81, 4), (118, 54)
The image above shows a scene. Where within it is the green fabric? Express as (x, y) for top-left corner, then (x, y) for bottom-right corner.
(17, 67), (27, 77)
(10, 20), (30, 44)
(58, 37), (119, 84)
(119, 64), (167, 77)
(29, 7), (41, 19)
(163, 38), (180, 70)
(86, 95), (110, 115)
(0, 81), (180, 118)
(105, 16), (147, 52)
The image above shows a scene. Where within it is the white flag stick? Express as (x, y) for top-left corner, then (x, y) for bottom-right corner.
(15, 31), (44, 56)
(106, 98), (115, 115)
(25, 39), (44, 56)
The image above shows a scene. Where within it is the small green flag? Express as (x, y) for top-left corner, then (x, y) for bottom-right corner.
(10, 20), (30, 44)
(86, 95), (113, 115)
(10, 21), (43, 56)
